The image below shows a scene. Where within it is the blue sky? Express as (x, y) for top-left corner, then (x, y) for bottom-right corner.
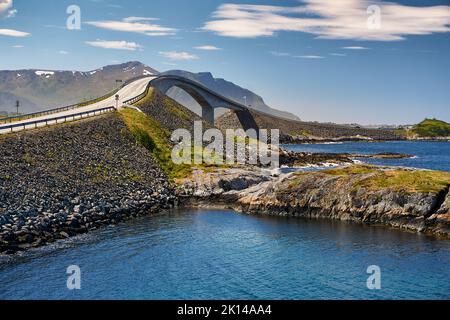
(0, 0), (449, 124)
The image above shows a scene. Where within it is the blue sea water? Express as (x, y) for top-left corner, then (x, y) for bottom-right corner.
(0, 141), (449, 300)
(283, 141), (450, 172)
(0, 209), (449, 300)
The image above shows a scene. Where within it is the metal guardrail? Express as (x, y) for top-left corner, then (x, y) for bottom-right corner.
(0, 102), (81, 124)
(123, 81), (152, 105)
(0, 75), (152, 125)
(0, 106), (115, 133)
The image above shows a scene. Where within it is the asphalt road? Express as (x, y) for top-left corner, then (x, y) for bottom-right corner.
(0, 76), (155, 134)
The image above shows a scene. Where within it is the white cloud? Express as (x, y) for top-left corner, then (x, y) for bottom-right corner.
(123, 17), (160, 22)
(0, 28), (30, 37)
(158, 51), (199, 60)
(270, 51), (324, 59)
(0, 0), (11, 14)
(59, 50), (69, 54)
(86, 40), (142, 51)
(194, 45), (222, 51)
(294, 55), (324, 59)
(0, 0), (16, 18)
(342, 46), (369, 50)
(86, 17), (176, 36)
(203, 0), (450, 41)
(330, 53), (346, 56)
(12, 44), (23, 48)
(6, 7), (16, 17)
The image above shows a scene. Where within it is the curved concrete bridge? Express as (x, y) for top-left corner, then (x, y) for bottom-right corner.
(150, 75), (258, 131)
(0, 75), (258, 134)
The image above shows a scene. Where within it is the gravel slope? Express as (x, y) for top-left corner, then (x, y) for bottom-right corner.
(0, 113), (176, 253)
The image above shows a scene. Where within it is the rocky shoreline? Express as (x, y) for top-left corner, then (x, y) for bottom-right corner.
(1, 135), (444, 254)
(0, 91), (448, 254)
(177, 166), (450, 238)
(0, 114), (177, 254)
(279, 151), (413, 167)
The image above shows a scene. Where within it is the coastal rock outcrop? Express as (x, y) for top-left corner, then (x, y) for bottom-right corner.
(179, 166), (450, 238)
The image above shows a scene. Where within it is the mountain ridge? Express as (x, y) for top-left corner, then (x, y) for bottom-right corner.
(162, 69), (301, 121)
(0, 61), (300, 121)
(0, 61), (158, 114)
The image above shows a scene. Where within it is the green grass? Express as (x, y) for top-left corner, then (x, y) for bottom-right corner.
(355, 168), (450, 194)
(290, 165), (450, 194)
(322, 165), (376, 176)
(120, 88), (247, 181)
(291, 129), (311, 137)
(84, 163), (112, 183)
(412, 119), (450, 137)
(134, 87), (156, 107)
(163, 96), (192, 121)
(22, 153), (36, 165)
(135, 88), (193, 122)
(119, 108), (193, 180)
(397, 118), (450, 138)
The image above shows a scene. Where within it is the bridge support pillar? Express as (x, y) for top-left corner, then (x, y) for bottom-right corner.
(235, 109), (259, 138)
(202, 106), (215, 125)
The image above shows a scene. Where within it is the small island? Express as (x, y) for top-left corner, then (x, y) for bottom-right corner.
(397, 118), (450, 141)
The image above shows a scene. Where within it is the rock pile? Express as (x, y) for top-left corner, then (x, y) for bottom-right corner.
(0, 113), (176, 253)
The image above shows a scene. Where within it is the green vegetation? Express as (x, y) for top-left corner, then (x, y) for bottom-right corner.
(134, 87), (155, 106)
(291, 129), (312, 137)
(323, 165), (450, 194)
(358, 169), (449, 194)
(22, 153), (36, 165)
(322, 165), (376, 176)
(288, 165), (450, 194)
(84, 163), (112, 183)
(121, 89), (234, 181)
(45, 150), (56, 159)
(124, 169), (143, 183)
(412, 119), (450, 137)
(135, 88), (192, 122)
(119, 108), (193, 180)
(163, 96), (192, 121)
(397, 118), (450, 138)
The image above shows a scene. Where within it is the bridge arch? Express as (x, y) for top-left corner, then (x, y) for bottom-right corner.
(150, 75), (259, 133)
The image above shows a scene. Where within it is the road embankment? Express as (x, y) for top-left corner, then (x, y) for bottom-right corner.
(0, 113), (176, 254)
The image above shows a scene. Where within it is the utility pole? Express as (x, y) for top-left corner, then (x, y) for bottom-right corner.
(243, 96), (247, 107)
(16, 100), (19, 115)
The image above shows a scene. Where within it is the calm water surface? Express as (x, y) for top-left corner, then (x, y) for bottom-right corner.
(283, 141), (450, 171)
(1, 209), (449, 300)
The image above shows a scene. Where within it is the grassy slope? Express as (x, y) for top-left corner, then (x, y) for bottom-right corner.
(119, 89), (225, 181)
(412, 119), (450, 137)
(304, 165), (450, 194)
(119, 108), (193, 180)
(397, 119), (450, 138)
